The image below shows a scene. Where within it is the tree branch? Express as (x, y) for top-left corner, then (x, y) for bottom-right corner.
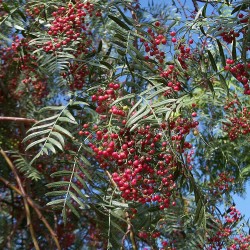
(0, 117), (37, 123)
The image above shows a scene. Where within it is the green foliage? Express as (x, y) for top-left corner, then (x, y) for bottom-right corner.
(0, 0), (250, 249)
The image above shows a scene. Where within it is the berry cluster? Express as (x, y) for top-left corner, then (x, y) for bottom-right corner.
(207, 206), (242, 249)
(26, 4), (45, 18)
(141, 25), (166, 65)
(209, 172), (235, 196)
(62, 62), (90, 90)
(160, 64), (182, 93)
(43, 1), (99, 52)
(228, 234), (250, 250)
(218, 13), (249, 44)
(224, 61), (250, 95)
(219, 29), (240, 44)
(176, 43), (194, 70)
(0, 37), (48, 104)
(79, 116), (197, 209)
(223, 99), (250, 140)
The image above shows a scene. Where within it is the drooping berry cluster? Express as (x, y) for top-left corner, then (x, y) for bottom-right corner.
(0, 37), (48, 104)
(160, 64), (182, 93)
(141, 24), (167, 65)
(223, 99), (250, 140)
(207, 206), (243, 250)
(219, 29), (240, 44)
(224, 60), (250, 95)
(209, 172), (235, 196)
(218, 13), (249, 44)
(227, 234), (250, 250)
(43, 2), (99, 52)
(79, 116), (197, 209)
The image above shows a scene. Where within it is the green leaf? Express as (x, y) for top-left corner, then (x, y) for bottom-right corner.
(111, 94), (135, 106)
(2, 3), (11, 13)
(108, 14), (131, 31)
(97, 39), (102, 53)
(31, 115), (59, 125)
(39, 106), (64, 112)
(126, 107), (151, 127)
(51, 132), (65, 146)
(200, 26), (206, 36)
(241, 165), (250, 177)
(232, 38), (237, 61)
(23, 129), (51, 142)
(26, 121), (55, 133)
(51, 170), (72, 177)
(13, 24), (25, 31)
(218, 74), (229, 94)
(44, 142), (56, 153)
(66, 200), (80, 218)
(54, 125), (73, 138)
(47, 181), (71, 188)
(46, 191), (68, 197)
(77, 160), (93, 181)
(216, 40), (226, 67)
(113, 40), (127, 48)
(207, 50), (218, 72)
(127, 98), (142, 118)
(25, 138), (47, 151)
(202, 2), (208, 17)
(79, 155), (91, 167)
(151, 99), (176, 108)
(206, 79), (215, 95)
(71, 101), (89, 106)
(100, 60), (113, 70)
(58, 117), (77, 124)
(146, 86), (170, 100)
(47, 137), (63, 151)
(195, 6), (205, 21)
(47, 199), (65, 206)
(115, 6), (133, 26)
(69, 191), (86, 209)
(231, 4), (248, 15)
(74, 173), (88, 190)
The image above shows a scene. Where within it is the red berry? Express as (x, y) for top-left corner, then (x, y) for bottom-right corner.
(155, 21), (160, 27)
(170, 31), (176, 37)
(171, 37), (177, 43)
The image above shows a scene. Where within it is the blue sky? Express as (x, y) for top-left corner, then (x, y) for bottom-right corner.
(138, 0), (250, 220)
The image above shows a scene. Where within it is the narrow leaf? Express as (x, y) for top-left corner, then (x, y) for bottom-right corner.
(25, 138), (47, 151)
(44, 142), (56, 153)
(23, 129), (51, 142)
(47, 138), (63, 151)
(54, 125), (73, 138)
(207, 50), (218, 72)
(108, 14), (131, 30)
(216, 40), (226, 67)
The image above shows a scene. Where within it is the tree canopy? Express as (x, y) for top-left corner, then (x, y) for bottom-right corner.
(0, 0), (250, 249)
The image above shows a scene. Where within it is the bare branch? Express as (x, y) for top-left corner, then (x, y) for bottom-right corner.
(0, 117), (37, 123)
